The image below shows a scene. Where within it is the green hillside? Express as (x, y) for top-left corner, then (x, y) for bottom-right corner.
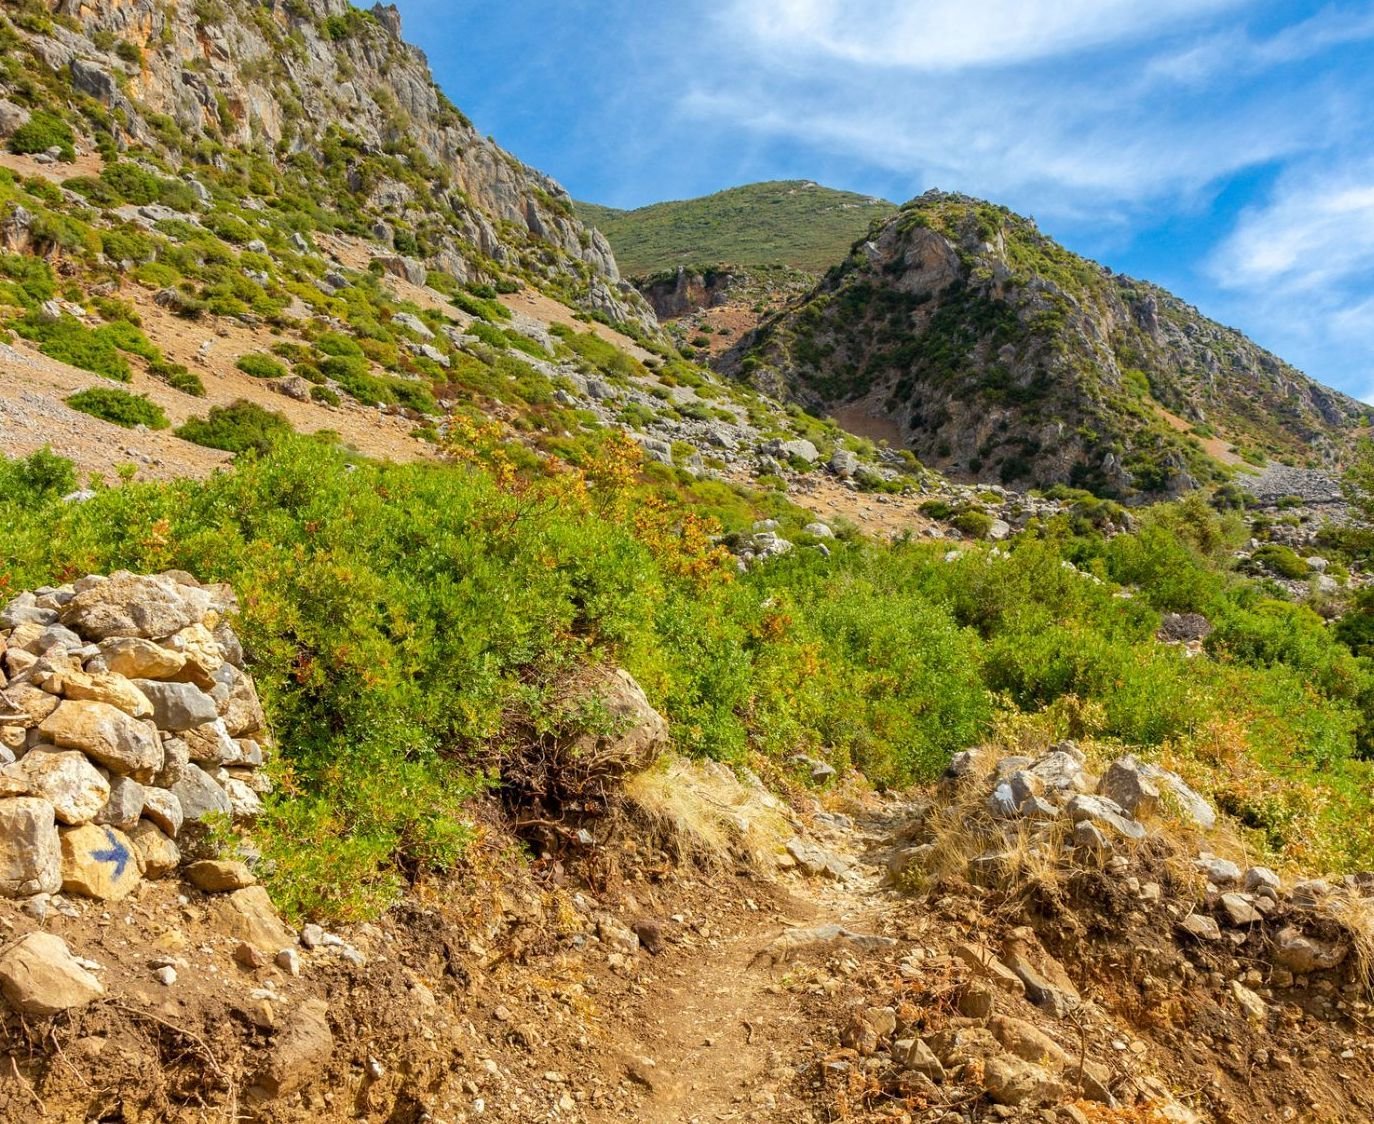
(576, 181), (896, 276)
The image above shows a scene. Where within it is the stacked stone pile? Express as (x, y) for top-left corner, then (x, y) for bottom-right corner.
(0, 571), (270, 903)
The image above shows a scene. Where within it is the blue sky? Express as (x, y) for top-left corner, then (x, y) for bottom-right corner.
(391, 1), (1374, 399)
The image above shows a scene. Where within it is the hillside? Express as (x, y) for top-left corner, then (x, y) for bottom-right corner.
(734, 191), (1367, 498)
(575, 180), (896, 276)
(5, 2), (1374, 1121)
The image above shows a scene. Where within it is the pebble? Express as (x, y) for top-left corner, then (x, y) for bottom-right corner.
(154, 966), (177, 986)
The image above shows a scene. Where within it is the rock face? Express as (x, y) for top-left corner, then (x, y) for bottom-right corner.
(0, 573), (272, 902)
(735, 191), (1362, 497)
(29, 0), (655, 336)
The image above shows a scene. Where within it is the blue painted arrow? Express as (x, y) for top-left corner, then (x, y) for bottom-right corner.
(92, 828), (131, 880)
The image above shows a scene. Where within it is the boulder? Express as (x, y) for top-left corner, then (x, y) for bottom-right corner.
(57, 670), (153, 718)
(1139, 763), (1216, 829)
(989, 1015), (1070, 1067)
(95, 775), (145, 832)
(0, 932), (103, 1016)
(133, 680), (218, 731)
(69, 59), (117, 103)
(170, 764), (232, 823)
(60, 824), (143, 900)
(162, 623), (224, 683)
(142, 786), (185, 837)
(60, 572), (211, 641)
(39, 701), (162, 781)
(786, 837), (852, 879)
(208, 885), (295, 955)
(1196, 856), (1242, 887)
(828, 449), (860, 478)
(11, 748), (110, 825)
(98, 637), (187, 680)
(0, 797), (62, 897)
(2, 682), (60, 727)
(982, 1054), (1063, 1107)
(183, 718), (239, 765)
(130, 821), (180, 877)
(1097, 755), (1160, 818)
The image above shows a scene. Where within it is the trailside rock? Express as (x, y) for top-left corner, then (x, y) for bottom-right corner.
(142, 787), (185, 837)
(0, 931), (104, 1016)
(130, 821), (181, 878)
(60, 571), (211, 641)
(60, 824), (143, 900)
(11, 748), (110, 825)
(249, 997), (334, 1101)
(186, 859), (255, 892)
(170, 764), (231, 823)
(1274, 926), (1347, 973)
(208, 885), (296, 955)
(57, 669), (154, 719)
(575, 668), (668, 772)
(95, 775), (145, 832)
(0, 798), (62, 897)
(39, 700), (163, 781)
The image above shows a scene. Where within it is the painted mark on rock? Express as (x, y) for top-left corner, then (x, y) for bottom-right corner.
(92, 827), (132, 879)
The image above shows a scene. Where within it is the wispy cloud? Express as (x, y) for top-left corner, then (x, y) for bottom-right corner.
(729, 0), (1241, 70)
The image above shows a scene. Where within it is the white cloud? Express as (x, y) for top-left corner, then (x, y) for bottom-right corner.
(1210, 170), (1374, 291)
(729, 0), (1241, 70)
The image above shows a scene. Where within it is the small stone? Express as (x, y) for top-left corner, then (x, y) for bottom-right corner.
(186, 859), (254, 892)
(1196, 856), (1242, 887)
(276, 948), (301, 976)
(1179, 914), (1222, 941)
(1097, 755), (1161, 818)
(98, 637), (186, 680)
(234, 941), (265, 969)
(133, 680), (218, 731)
(95, 775), (145, 832)
(1218, 892), (1261, 926)
(154, 965), (177, 986)
(1244, 866), (1282, 894)
(300, 923), (324, 950)
(141, 787), (185, 837)
(1274, 925), (1346, 973)
(1066, 794), (1146, 840)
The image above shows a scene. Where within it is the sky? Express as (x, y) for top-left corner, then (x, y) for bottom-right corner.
(390, 0), (1374, 400)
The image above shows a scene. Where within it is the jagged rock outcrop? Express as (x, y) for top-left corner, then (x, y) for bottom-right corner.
(12, 0), (655, 334)
(734, 191), (1364, 498)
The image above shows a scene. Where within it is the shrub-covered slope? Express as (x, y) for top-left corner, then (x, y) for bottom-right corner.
(576, 181), (896, 277)
(735, 191), (1366, 498)
(1, 0), (655, 333)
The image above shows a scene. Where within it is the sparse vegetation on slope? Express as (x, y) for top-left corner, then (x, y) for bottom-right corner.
(577, 181), (896, 275)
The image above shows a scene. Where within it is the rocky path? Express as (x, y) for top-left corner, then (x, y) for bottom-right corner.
(591, 803), (909, 1123)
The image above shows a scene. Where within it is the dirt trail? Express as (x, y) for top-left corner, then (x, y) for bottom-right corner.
(594, 802), (908, 1123)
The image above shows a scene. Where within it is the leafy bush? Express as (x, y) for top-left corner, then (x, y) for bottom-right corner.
(951, 510), (994, 538)
(8, 112), (74, 160)
(1250, 543), (1310, 581)
(11, 315), (131, 381)
(175, 399), (294, 454)
(236, 352), (289, 379)
(66, 386), (169, 429)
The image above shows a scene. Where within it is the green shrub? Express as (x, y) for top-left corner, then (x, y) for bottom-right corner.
(149, 358), (205, 396)
(951, 510), (994, 539)
(8, 112), (74, 160)
(1250, 544), (1310, 581)
(236, 352), (289, 379)
(310, 385), (341, 406)
(176, 399), (294, 454)
(11, 315), (131, 381)
(66, 386), (169, 429)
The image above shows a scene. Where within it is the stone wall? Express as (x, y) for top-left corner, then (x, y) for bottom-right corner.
(0, 571), (270, 904)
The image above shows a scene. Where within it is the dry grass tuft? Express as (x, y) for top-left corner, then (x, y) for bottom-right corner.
(621, 755), (796, 870)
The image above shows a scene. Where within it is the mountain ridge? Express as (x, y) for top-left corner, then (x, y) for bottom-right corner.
(731, 190), (1366, 497)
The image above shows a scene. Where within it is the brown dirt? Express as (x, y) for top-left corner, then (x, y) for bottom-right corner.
(0, 151), (104, 183)
(1156, 405), (1244, 467)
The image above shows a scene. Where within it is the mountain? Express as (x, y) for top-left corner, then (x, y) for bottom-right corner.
(575, 180), (896, 277)
(732, 190), (1366, 498)
(6, 0), (655, 335)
